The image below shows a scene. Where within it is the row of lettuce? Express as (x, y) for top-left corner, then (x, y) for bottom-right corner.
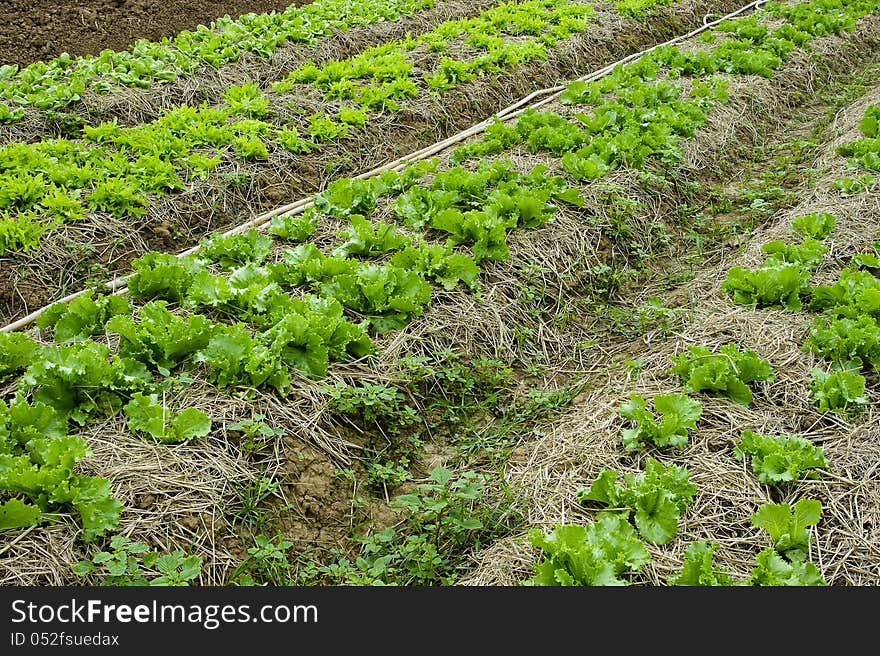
(833, 104), (880, 194)
(0, 0), (683, 119)
(0, 0), (438, 115)
(0, 0), (864, 259)
(0, 0), (692, 123)
(0, 0), (876, 585)
(525, 81), (880, 587)
(527, 203), (878, 585)
(0, 0), (675, 256)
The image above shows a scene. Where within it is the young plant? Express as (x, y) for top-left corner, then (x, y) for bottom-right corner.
(73, 534), (202, 586)
(791, 212), (835, 240)
(230, 533), (295, 585)
(751, 498), (821, 562)
(323, 467), (497, 586)
(748, 498), (828, 586)
(526, 514), (650, 586)
(223, 83), (270, 118)
(833, 174), (877, 195)
(107, 301), (215, 373)
(19, 341), (153, 424)
(578, 458), (696, 545)
(198, 229), (272, 268)
(809, 367), (868, 416)
(617, 392), (703, 450)
(332, 214), (409, 258)
(268, 211), (318, 242)
(324, 381), (419, 429)
(0, 498), (42, 530)
(761, 238), (827, 269)
(36, 293), (132, 343)
(805, 314), (880, 372)
(733, 430), (828, 484)
(0, 400), (123, 541)
(668, 343), (775, 406)
(123, 393), (212, 444)
(226, 413), (284, 457)
(747, 548), (826, 586)
(0, 332), (41, 380)
(722, 262), (812, 311)
(667, 541), (736, 586)
(314, 177), (379, 217)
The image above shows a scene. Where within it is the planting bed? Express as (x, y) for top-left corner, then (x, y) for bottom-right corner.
(0, 0), (304, 67)
(1, 0), (878, 588)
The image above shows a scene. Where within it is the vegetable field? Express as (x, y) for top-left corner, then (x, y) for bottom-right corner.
(0, 0), (878, 588)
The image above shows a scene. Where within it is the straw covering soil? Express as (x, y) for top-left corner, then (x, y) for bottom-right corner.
(1, 1), (880, 587)
(460, 87), (880, 587)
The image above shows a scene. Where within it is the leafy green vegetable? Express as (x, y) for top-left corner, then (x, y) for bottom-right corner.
(0, 332), (41, 380)
(667, 541), (736, 586)
(833, 174), (876, 196)
(578, 458), (696, 545)
(268, 211), (318, 242)
(859, 105), (880, 138)
(258, 313), (331, 380)
(277, 125), (317, 154)
(128, 252), (206, 302)
(747, 548), (826, 586)
(0, 102), (24, 124)
(734, 430), (827, 484)
(194, 324), (292, 394)
(752, 498), (821, 562)
(223, 83), (270, 118)
(36, 293), (131, 342)
(332, 214), (409, 258)
(185, 263), (290, 319)
(0, 498), (42, 530)
(0, 400), (122, 541)
(808, 267), (880, 318)
(0, 210), (51, 255)
(390, 244), (480, 291)
(791, 212), (835, 240)
(722, 262), (812, 311)
(314, 178), (378, 217)
(66, 477), (126, 542)
(526, 514), (650, 586)
(123, 393), (212, 444)
(107, 301), (214, 372)
(19, 341), (152, 424)
(615, 0), (674, 20)
(431, 209), (510, 263)
(805, 314), (880, 372)
(851, 251), (880, 271)
(198, 229), (272, 268)
(809, 367), (868, 415)
(761, 237), (827, 269)
(318, 262), (432, 333)
(668, 343), (775, 406)
(617, 392), (702, 450)
(87, 178), (148, 218)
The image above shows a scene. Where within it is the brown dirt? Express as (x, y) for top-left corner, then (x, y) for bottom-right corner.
(0, 0), (306, 67)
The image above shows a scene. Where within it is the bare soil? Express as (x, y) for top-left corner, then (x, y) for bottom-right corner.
(0, 0), (305, 67)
